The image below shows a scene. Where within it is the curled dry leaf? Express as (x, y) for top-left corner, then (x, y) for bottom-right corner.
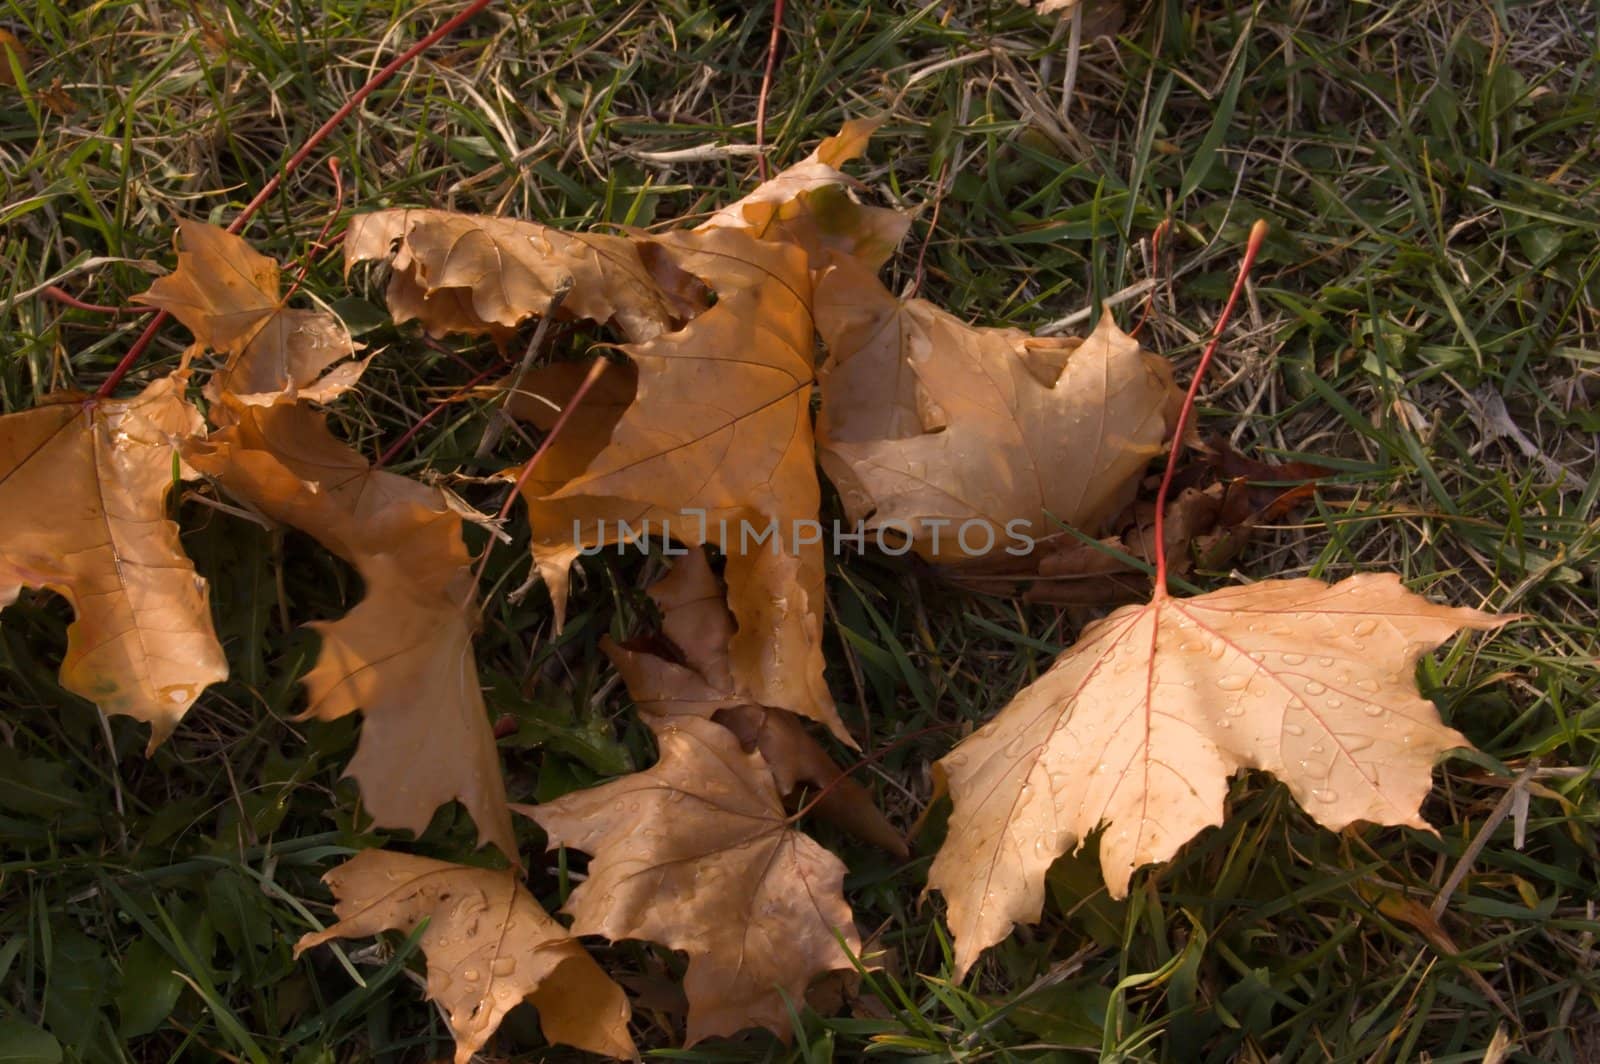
(295, 850), (636, 1062)
(344, 208), (702, 344)
(135, 220), (365, 407)
(816, 257), (1180, 560)
(515, 227), (848, 744)
(0, 377), (226, 750)
(928, 573), (1508, 977)
(185, 399), (515, 859)
(699, 116), (910, 271)
(522, 715), (861, 1044)
(603, 547), (906, 857)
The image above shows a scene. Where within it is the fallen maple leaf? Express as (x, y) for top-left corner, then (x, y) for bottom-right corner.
(522, 714), (861, 1044)
(816, 256), (1180, 560)
(0, 376), (226, 751)
(344, 209), (701, 344)
(186, 399), (516, 859)
(295, 850), (636, 1062)
(602, 547), (906, 857)
(699, 117), (910, 270)
(135, 220), (366, 406)
(515, 227), (848, 743)
(928, 572), (1507, 977)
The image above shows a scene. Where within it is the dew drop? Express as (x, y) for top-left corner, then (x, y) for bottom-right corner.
(462, 967), (481, 983)
(1218, 719), (1232, 729)
(1356, 678), (1380, 693)
(1281, 652), (1306, 665)
(491, 956), (517, 977)
(1318, 656), (1335, 668)
(1362, 704), (1386, 718)
(1284, 722), (1306, 736)
(1217, 674), (1249, 692)
(1326, 697), (1344, 709)
(1304, 680), (1327, 695)
(1352, 619), (1379, 637)
(1312, 788), (1339, 803)
(1310, 743), (1326, 755)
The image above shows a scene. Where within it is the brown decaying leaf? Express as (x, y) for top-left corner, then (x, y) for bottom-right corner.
(942, 480), (1248, 606)
(185, 399), (515, 859)
(602, 547), (906, 857)
(522, 714), (861, 1045)
(945, 437), (1332, 606)
(516, 226), (848, 744)
(343, 208), (702, 344)
(294, 850), (636, 1062)
(816, 257), (1180, 560)
(928, 573), (1507, 977)
(699, 116), (910, 271)
(0, 377), (226, 751)
(135, 220), (365, 407)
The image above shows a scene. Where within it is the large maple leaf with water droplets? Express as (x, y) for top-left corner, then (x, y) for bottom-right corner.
(522, 714), (860, 1044)
(186, 399), (515, 859)
(928, 573), (1507, 977)
(295, 850), (636, 1062)
(0, 376), (226, 750)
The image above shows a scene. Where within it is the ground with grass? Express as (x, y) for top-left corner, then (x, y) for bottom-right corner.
(2, 1), (1598, 1061)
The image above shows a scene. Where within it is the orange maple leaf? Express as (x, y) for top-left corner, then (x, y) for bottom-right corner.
(0, 376), (226, 750)
(522, 714), (861, 1044)
(928, 572), (1508, 976)
(816, 256), (1180, 560)
(135, 220), (366, 406)
(296, 850), (636, 1062)
(186, 399), (515, 859)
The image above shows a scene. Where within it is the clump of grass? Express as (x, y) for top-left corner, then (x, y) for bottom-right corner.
(1, 1), (1597, 1060)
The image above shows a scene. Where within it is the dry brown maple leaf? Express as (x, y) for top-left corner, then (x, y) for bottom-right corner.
(699, 117), (910, 271)
(344, 209), (701, 344)
(185, 399), (516, 859)
(927, 572), (1507, 977)
(295, 850), (636, 1062)
(516, 226), (847, 743)
(816, 256), (1179, 560)
(602, 547), (906, 857)
(135, 220), (365, 406)
(0, 376), (226, 750)
(522, 714), (861, 1044)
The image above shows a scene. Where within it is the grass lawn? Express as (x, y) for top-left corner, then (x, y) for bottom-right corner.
(2, 0), (1599, 1060)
